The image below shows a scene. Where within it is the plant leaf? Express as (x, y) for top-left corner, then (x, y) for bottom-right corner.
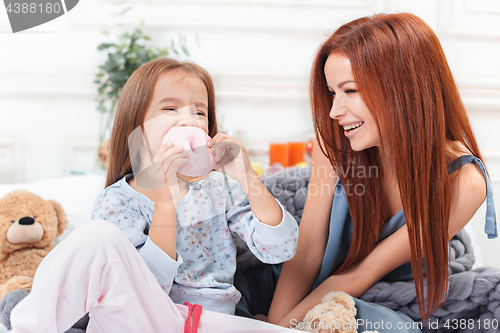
(97, 43), (115, 50)
(97, 104), (107, 113)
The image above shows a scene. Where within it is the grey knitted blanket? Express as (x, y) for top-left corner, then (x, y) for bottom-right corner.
(235, 166), (500, 333)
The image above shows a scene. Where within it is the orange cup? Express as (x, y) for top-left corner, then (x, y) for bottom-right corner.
(269, 143), (289, 167)
(288, 142), (306, 167)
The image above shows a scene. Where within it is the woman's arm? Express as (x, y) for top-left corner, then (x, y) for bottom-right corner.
(448, 161), (487, 236)
(275, 223), (412, 326)
(273, 156), (487, 327)
(267, 139), (337, 324)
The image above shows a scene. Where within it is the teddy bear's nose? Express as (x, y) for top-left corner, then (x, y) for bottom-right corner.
(19, 217), (35, 225)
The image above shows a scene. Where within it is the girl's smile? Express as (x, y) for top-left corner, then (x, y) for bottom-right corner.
(142, 70), (209, 156)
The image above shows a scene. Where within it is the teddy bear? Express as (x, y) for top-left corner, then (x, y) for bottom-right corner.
(0, 190), (67, 301)
(298, 291), (379, 333)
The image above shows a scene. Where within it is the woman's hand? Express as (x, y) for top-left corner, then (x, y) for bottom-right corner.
(268, 137), (336, 324)
(208, 133), (254, 184)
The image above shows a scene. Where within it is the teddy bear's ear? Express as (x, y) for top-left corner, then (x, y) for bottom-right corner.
(48, 200), (68, 237)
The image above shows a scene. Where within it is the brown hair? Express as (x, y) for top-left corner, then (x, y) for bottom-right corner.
(105, 58), (218, 188)
(311, 13), (483, 319)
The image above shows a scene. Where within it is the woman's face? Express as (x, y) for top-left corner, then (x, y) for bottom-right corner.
(324, 53), (381, 151)
(142, 70), (209, 155)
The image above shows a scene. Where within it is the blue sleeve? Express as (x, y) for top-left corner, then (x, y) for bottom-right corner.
(91, 188), (182, 293)
(225, 178), (298, 264)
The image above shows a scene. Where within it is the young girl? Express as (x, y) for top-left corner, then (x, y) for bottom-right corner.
(9, 58), (299, 333)
(267, 13), (497, 331)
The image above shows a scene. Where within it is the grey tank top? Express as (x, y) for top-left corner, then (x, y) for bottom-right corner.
(312, 155), (497, 290)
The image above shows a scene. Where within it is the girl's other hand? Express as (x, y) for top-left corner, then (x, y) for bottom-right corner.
(208, 133), (253, 183)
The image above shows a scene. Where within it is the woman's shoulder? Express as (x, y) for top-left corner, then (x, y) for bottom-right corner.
(446, 141), (487, 211)
(446, 141), (483, 178)
(446, 140), (472, 162)
(443, 141), (488, 237)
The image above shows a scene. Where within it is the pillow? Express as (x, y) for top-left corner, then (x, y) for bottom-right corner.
(0, 174), (106, 244)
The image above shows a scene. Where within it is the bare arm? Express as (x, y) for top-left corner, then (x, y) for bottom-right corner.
(149, 190), (178, 260)
(267, 139), (337, 323)
(447, 161), (487, 236)
(275, 223), (412, 327)
(210, 133), (284, 226)
(243, 171), (284, 226)
(274, 157), (487, 327)
(141, 143), (188, 260)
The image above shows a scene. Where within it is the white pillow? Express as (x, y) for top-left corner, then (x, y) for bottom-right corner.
(0, 174), (106, 244)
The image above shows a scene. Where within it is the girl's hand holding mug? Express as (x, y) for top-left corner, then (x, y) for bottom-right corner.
(138, 141), (188, 204)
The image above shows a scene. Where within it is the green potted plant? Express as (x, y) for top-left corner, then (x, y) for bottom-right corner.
(94, 23), (189, 168)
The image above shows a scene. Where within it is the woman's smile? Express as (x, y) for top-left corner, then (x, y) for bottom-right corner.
(341, 121), (364, 137)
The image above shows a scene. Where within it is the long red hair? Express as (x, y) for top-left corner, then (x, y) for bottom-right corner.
(105, 58), (218, 188)
(311, 13), (483, 319)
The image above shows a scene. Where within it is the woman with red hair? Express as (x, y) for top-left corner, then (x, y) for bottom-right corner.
(268, 12), (497, 331)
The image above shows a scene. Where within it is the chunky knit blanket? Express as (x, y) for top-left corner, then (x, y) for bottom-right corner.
(234, 166), (500, 333)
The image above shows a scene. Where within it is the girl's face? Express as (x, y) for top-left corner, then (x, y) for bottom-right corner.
(324, 53), (381, 151)
(142, 70), (209, 154)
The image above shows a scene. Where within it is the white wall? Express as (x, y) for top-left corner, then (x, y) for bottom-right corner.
(0, 0), (499, 267)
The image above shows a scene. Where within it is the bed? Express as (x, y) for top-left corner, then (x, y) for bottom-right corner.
(0, 170), (498, 332)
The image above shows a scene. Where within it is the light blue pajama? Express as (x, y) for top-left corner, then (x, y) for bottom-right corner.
(91, 172), (298, 315)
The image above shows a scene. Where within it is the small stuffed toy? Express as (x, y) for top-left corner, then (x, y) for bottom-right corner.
(0, 190), (67, 301)
(299, 291), (379, 333)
